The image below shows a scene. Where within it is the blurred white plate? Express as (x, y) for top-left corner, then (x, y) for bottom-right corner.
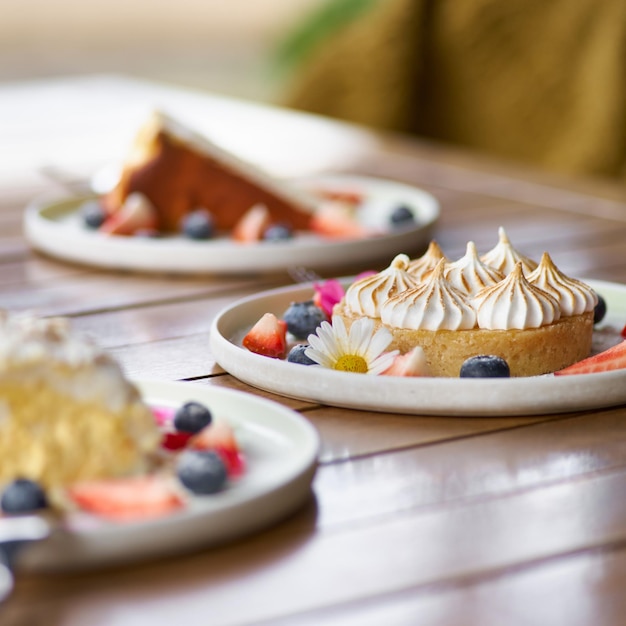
(210, 279), (626, 417)
(23, 175), (439, 275)
(16, 380), (319, 572)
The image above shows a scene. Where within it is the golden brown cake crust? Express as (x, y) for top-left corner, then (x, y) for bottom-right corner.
(334, 301), (594, 377)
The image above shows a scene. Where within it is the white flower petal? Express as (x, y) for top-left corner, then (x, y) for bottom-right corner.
(368, 350), (399, 375)
(365, 327), (393, 360)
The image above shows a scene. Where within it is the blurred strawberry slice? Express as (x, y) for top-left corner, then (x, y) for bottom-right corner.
(100, 192), (158, 236)
(68, 475), (184, 521)
(232, 204), (271, 242)
(190, 421), (245, 477)
(310, 202), (369, 239)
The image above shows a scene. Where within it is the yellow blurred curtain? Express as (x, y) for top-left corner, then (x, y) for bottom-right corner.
(282, 0), (626, 180)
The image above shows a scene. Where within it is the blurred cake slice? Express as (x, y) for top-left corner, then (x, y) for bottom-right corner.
(0, 311), (160, 494)
(102, 111), (318, 233)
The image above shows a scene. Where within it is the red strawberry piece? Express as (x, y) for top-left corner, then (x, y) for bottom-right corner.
(310, 202), (370, 239)
(161, 431), (193, 451)
(381, 347), (432, 377)
(100, 192), (158, 236)
(314, 188), (363, 205)
(68, 475), (184, 521)
(242, 312), (287, 358)
(232, 204), (271, 243)
(554, 340), (626, 376)
(190, 421), (245, 477)
(621, 324), (626, 338)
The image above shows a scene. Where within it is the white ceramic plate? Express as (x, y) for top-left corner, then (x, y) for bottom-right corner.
(210, 279), (626, 417)
(23, 175), (439, 275)
(16, 380), (319, 572)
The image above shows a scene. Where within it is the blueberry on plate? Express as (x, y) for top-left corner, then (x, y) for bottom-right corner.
(173, 401), (213, 434)
(177, 450), (228, 495)
(80, 199), (107, 229)
(283, 301), (328, 339)
(460, 355), (510, 378)
(287, 344), (317, 365)
(1, 478), (48, 513)
(594, 293), (607, 324)
(389, 204), (415, 227)
(181, 209), (215, 240)
(263, 223), (294, 242)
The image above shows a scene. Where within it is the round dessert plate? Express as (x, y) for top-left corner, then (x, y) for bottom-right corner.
(16, 380), (319, 572)
(23, 175), (439, 274)
(210, 278), (626, 417)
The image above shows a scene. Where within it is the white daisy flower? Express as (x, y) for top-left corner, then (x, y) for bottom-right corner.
(305, 315), (398, 375)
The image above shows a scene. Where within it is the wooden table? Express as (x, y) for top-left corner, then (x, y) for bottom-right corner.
(2, 75), (626, 626)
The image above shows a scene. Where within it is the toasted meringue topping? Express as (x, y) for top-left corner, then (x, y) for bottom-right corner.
(472, 263), (560, 329)
(407, 241), (448, 280)
(480, 227), (538, 275)
(527, 252), (598, 316)
(380, 260), (476, 330)
(344, 254), (420, 318)
(444, 241), (505, 295)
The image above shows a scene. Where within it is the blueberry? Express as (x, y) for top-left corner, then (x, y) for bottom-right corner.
(263, 223), (293, 242)
(594, 294), (607, 324)
(283, 301), (328, 339)
(177, 450), (228, 495)
(287, 344), (317, 365)
(389, 205), (415, 227)
(1, 478), (47, 513)
(80, 199), (107, 229)
(173, 401), (213, 434)
(460, 355), (510, 378)
(181, 209), (214, 240)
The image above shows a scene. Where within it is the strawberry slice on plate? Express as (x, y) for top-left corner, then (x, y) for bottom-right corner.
(100, 192), (158, 236)
(242, 312), (287, 358)
(232, 204), (271, 243)
(190, 421), (245, 477)
(310, 203), (370, 239)
(554, 340), (626, 376)
(68, 475), (184, 521)
(381, 347), (432, 377)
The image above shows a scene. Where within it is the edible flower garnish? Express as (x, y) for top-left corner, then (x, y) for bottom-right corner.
(313, 272), (376, 317)
(305, 315), (397, 374)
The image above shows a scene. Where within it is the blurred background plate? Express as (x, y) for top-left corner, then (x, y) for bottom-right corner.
(23, 174), (439, 275)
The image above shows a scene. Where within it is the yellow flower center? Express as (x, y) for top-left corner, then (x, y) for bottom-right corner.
(333, 355), (369, 373)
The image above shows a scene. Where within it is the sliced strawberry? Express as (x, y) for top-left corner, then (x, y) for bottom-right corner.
(554, 340), (626, 376)
(232, 204), (271, 243)
(242, 312), (287, 358)
(621, 324), (626, 339)
(100, 192), (158, 236)
(310, 202), (370, 239)
(314, 188), (363, 205)
(189, 421), (245, 477)
(68, 475), (184, 521)
(381, 347), (432, 377)
(161, 431), (192, 451)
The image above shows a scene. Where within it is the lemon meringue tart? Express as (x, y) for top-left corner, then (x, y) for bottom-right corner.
(0, 312), (160, 492)
(334, 231), (597, 377)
